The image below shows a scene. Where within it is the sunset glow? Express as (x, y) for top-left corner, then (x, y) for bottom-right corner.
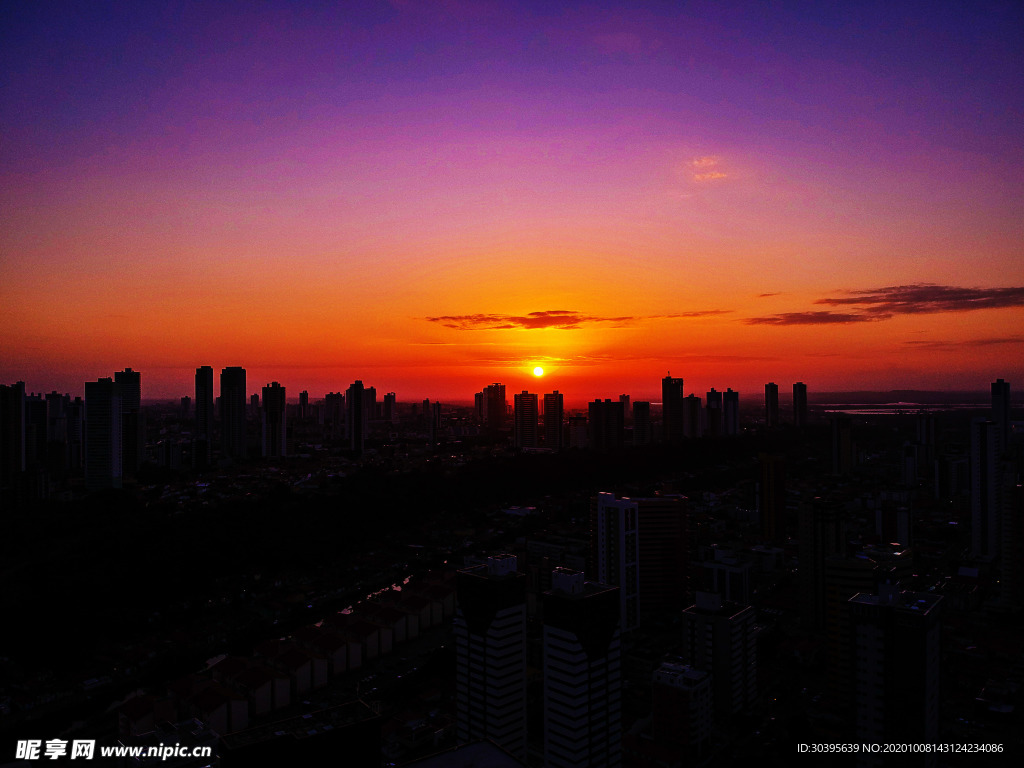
(2, 2), (1022, 404)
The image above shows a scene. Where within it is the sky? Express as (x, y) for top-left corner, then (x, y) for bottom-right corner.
(2, 0), (1023, 406)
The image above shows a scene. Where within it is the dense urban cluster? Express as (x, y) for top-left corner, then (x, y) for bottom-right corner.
(1, 371), (1021, 767)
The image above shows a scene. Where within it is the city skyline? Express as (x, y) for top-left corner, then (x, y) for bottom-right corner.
(3, 2), (1023, 401)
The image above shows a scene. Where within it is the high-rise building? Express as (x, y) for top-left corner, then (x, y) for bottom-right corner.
(848, 585), (941, 767)
(323, 392), (344, 438)
(544, 391), (564, 450)
(618, 394), (630, 422)
(592, 492), (639, 633)
(588, 399), (624, 451)
(567, 415), (588, 449)
(220, 367), (247, 459)
(793, 382), (808, 427)
(650, 661), (712, 755)
(298, 390), (309, 420)
(661, 375), (685, 443)
(758, 453), (786, 543)
(383, 392), (397, 424)
(992, 378), (1010, 454)
(346, 380), (366, 454)
(513, 391), (538, 449)
(682, 394), (703, 438)
(483, 383), (506, 431)
(799, 497), (845, 630)
(705, 388), (722, 438)
(543, 568), (622, 768)
(632, 401), (651, 446)
(970, 418), (1001, 558)
(831, 415), (854, 475)
(261, 382), (286, 458)
(723, 388), (739, 436)
(454, 554), (527, 760)
(1, 381), (26, 509)
(765, 382), (779, 427)
(680, 592), (757, 717)
(115, 368), (142, 475)
(84, 377), (122, 490)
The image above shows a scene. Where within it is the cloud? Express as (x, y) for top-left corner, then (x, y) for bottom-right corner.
(904, 336), (1024, 350)
(757, 293), (781, 298)
(690, 155), (727, 182)
(426, 309), (730, 331)
(746, 283), (1024, 325)
(744, 311), (891, 326)
(815, 284), (1024, 315)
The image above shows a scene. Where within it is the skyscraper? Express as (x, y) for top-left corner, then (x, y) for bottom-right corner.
(454, 554), (527, 760)
(543, 568), (622, 768)
(195, 368), (213, 445)
(992, 378), (1010, 454)
(661, 374), (685, 443)
(220, 367), (247, 460)
(483, 383), (506, 431)
(765, 382), (779, 427)
(114, 368), (142, 475)
(588, 399), (624, 451)
(970, 418), (1000, 558)
(793, 382), (808, 427)
(513, 391), (538, 449)
(848, 586), (941, 767)
(705, 388), (722, 438)
(84, 377), (122, 490)
(593, 492), (639, 633)
(632, 401), (651, 446)
(1, 381), (26, 509)
(261, 382), (287, 458)
(682, 394), (703, 438)
(544, 391), (564, 450)
(680, 592), (757, 717)
(346, 380), (366, 454)
(721, 388), (738, 436)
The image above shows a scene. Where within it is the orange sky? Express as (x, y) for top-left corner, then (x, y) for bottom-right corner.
(2, 3), (1023, 405)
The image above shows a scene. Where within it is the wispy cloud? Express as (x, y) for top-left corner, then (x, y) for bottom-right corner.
(426, 309), (730, 331)
(690, 155), (726, 182)
(904, 336), (1024, 350)
(816, 284), (1024, 315)
(744, 311), (890, 326)
(745, 284), (1024, 325)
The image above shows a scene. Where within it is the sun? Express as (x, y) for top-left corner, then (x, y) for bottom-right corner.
(533, 366), (544, 377)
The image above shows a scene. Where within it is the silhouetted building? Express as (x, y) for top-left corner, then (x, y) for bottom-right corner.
(799, 497), (845, 630)
(650, 661), (712, 755)
(323, 392), (344, 439)
(849, 585), (941, 767)
(588, 399), (624, 451)
(454, 555), (527, 760)
(758, 453), (786, 543)
(85, 377), (122, 490)
(705, 388), (722, 437)
(383, 392), (397, 424)
(723, 388), (739, 436)
(632, 401), (651, 446)
(992, 378), (1010, 453)
(544, 391), (564, 450)
(682, 394), (702, 438)
(793, 382), (808, 427)
(483, 383), (506, 431)
(681, 592), (756, 717)
(831, 415), (854, 475)
(765, 382), (779, 427)
(543, 568), (622, 768)
(971, 418), (1001, 558)
(593, 492), (639, 633)
(513, 391), (538, 449)
(261, 382), (286, 458)
(298, 390), (309, 420)
(115, 368), (142, 475)
(220, 367), (247, 459)
(347, 380), (366, 454)
(661, 375), (685, 443)
(1, 381), (26, 509)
